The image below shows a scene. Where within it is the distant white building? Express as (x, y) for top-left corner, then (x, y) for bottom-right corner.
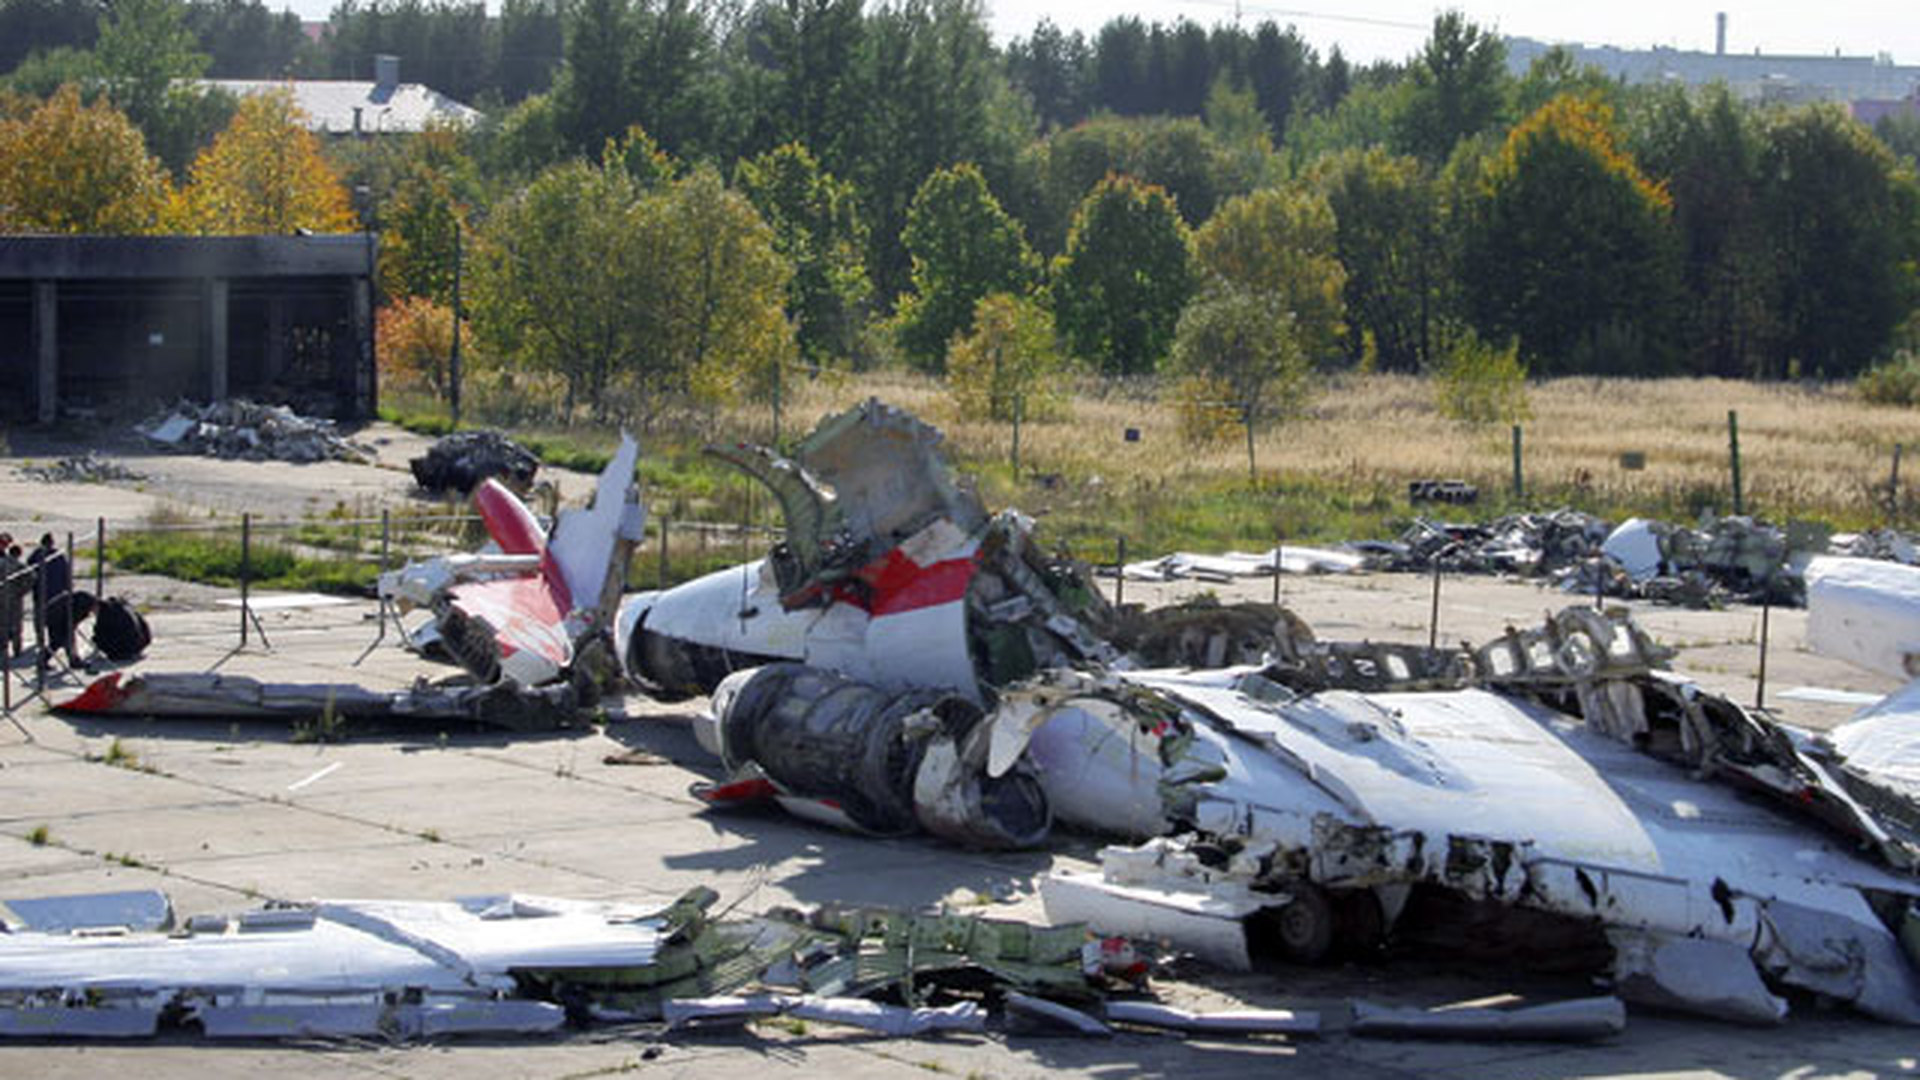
(204, 55), (482, 136)
(1506, 19), (1920, 107)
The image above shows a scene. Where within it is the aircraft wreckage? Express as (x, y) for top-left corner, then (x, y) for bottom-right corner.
(47, 399), (1920, 1028)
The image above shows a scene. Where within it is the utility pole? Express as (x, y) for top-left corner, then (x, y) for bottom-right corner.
(449, 217), (463, 428)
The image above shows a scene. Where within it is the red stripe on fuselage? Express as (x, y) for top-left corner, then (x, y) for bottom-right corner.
(857, 547), (977, 617)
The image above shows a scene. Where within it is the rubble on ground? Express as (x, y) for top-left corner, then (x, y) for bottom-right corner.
(409, 430), (541, 496)
(15, 452), (145, 485)
(1356, 511), (1813, 608)
(136, 399), (373, 464)
(0, 885), (1165, 1042)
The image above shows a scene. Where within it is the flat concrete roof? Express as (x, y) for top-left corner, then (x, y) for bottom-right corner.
(0, 235), (376, 281)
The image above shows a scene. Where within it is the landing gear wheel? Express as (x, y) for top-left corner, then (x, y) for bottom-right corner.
(1274, 882), (1336, 964)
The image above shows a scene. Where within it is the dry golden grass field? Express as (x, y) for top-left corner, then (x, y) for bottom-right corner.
(408, 371), (1920, 556)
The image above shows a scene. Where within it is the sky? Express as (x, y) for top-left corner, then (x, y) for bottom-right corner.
(979, 2), (1920, 68)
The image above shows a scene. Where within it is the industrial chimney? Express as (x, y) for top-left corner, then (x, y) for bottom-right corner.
(1715, 12), (1727, 56)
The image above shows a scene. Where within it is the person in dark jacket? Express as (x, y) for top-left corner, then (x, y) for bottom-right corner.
(0, 534), (22, 655)
(28, 534), (85, 670)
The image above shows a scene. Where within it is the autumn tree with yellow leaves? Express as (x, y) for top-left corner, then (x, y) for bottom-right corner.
(1459, 93), (1680, 375)
(170, 90), (357, 235)
(0, 85), (171, 234)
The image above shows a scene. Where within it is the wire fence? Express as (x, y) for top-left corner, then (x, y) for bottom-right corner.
(0, 508), (803, 716)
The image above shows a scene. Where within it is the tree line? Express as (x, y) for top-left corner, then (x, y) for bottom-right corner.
(4, 0), (1919, 432)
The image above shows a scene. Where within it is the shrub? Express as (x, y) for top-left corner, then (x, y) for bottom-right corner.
(1858, 350), (1920, 406)
(1434, 330), (1530, 426)
(376, 296), (466, 398)
(946, 293), (1069, 422)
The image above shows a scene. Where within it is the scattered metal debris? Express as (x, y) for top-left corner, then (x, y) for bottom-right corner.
(1406, 479), (1479, 505)
(56, 671), (581, 731)
(58, 437), (646, 731)
(685, 591), (1920, 1025)
(1021, 607), (1920, 1026)
(16, 453), (144, 485)
(137, 399), (373, 464)
(410, 430), (541, 496)
(0, 886), (1159, 1042)
(1119, 546), (1364, 582)
(1358, 511), (1812, 608)
(619, 400), (1121, 703)
(1347, 996), (1625, 1041)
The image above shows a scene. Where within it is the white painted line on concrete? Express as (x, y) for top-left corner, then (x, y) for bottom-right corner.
(287, 762), (342, 792)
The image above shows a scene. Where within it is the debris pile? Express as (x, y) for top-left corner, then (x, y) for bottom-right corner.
(1356, 511), (1808, 607)
(1357, 510), (1611, 577)
(1830, 528), (1920, 565)
(409, 430), (541, 495)
(0, 885), (1168, 1042)
(622, 400), (1123, 703)
(137, 399), (372, 464)
(15, 453), (144, 485)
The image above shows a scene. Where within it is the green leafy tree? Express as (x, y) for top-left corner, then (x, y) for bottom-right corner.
(1513, 45), (1619, 119)
(378, 123), (482, 306)
(1203, 76), (1280, 195)
(731, 0), (867, 166)
(647, 165), (796, 408)
(471, 158), (792, 424)
(1246, 20), (1312, 144)
(1629, 84), (1776, 378)
(1005, 17), (1088, 131)
(95, 0), (231, 172)
(470, 160), (641, 418)
(0, 85), (171, 234)
(736, 141), (871, 364)
(1282, 79), (1410, 172)
(1193, 184), (1346, 365)
(892, 162), (1037, 370)
(1759, 105), (1920, 378)
(1051, 174), (1193, 375)
(0, 46), (101, 99)
(1021, 113), (1228, 254)
(1433, 327), (1528, 425)
(1394, 10), (1509, 164)
(1312, 147), (1440, 372)
(1460, 93), (1679, 375)
(551, 0), (635, 156)
(843, 0), (1018, 306)
(946, 292), (1068, 421)
(1168, 281), (1312, 441)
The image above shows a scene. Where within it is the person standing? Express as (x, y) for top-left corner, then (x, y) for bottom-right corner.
(28, 534), (75, 670)
(0, 534), (22, 656)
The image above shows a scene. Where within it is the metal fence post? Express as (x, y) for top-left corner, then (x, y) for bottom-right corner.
(1511, 424), (1524, 502)
(94, 517), (105, 600)
(1114, 536), (1126, 608)
(1756, 596), (1771, 711)
(1011, 394), (1023, 479)
(63, 531), (74, 664)
(1428, 561), (1443, 649)
(239, 513), (251, 647)
(1891, 443), (1905, 524)
(1728, 409), (1744, 516)
(658, 517), (671, 589)
(1272, 538), (1283, 606)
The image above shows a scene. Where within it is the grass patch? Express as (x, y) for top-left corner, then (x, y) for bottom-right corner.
(101, 737), (137, 769)
(378, 403), (456, 437)
(107, 531), (378, 595)
(381, 370), (1912, 560)
(27, 824), (49, 846)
